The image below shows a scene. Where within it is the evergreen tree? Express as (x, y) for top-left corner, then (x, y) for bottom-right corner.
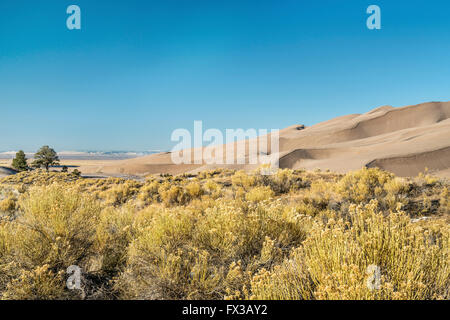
(11, 150), (28, 171)
(32, 146), (60, 171)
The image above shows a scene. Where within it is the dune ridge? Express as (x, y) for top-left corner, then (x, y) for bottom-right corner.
(80, 101), (450, 177)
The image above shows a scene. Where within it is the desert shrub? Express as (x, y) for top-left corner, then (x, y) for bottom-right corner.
(185, 181), (203, 198)
(301, 180), (335, 211)
(101, 180), (141, 206)
(248, 200), (449, 300)
(118, 207), (201, 299)
(137, 180), (160, 204)
(1, 265), (67, 300)
(0, 184), (101, 299)
(335, 168), (411, 212)
(0, 221), (14, 291)
(417, 170), (440, 186)
(204, 180), (218, 193)
(197, 169), (230, 180)
(198, 201), (307, 262)
(159, 185), (189, 206)
(248, 250), (313, 300)
(245, 186), (275, 202)
(301, 200), (449, 299)
(0, 187), (19, 214)
(118, 200), (309, 299)
(203, 180), (223, 199)
(71, 169), (81, 177)
(231, 171), (256, 190)
(187, 196), (219, 213)
(336, 168), (393, 202)
(382, 177), (410, 209)
(292, 202), (321, 217)
(95, 206), (137, 274)
(257, 169), (304, 194)
(0, 170), (81, 188)
(14, 185), (101, 267)
(193, 202), (260, 262)
(0, 197), (16, 213)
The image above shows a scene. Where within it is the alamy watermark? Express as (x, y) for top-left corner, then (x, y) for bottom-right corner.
(366, 264), (381, 290)
(65, 5), (381, 31)
(66, 265), (82, 290)
(170, 121), (280, 175)
(367, 5), (381, 30)
(66, 5), (81, 30)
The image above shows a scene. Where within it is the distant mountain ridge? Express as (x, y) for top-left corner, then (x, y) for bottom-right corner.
(0, 150), (160, 160)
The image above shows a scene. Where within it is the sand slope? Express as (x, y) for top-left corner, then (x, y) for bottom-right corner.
(80, 101), (450, 177)
(0, 167), (17, 178)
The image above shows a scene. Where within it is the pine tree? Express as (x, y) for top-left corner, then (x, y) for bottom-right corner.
(32, 146), (60, 171)
(11, 150), (28, 171)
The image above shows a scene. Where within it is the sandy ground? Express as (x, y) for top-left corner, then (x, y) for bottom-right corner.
(0, 160), (130, 179)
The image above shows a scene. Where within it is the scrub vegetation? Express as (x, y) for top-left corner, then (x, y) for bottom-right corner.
(0, 167), (448, 300)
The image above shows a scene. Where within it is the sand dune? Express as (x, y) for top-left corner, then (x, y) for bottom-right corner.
(366, 147), (450, 177)
(80, 101), (450, 177)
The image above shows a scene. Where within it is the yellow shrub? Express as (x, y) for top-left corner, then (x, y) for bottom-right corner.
(245, 186), (274, 202)
(204, 180), (219, 193)
(12, 185), (101, 267)
(248, 253), (313, 300)
(247, 200), (449, 300)
(119, 200), (309, 299)
(118, 207), (201, 299)
(185, 181), (203, 198)
(302, 201), (449, 299)
(302, 180), (335, 211)
(101, 181), (140, 206)
(137, 180), (160, 204)
(0, 198), (16, 212)
(257, 169), (304, 194)
(335, 168), (399, 204)
(159, 185), (189, 206)
(1, 265), (68, 300)
(0, 184), (103, 298)
(417, 172), (440, 186)
(232, 171), (256, 190)
(95, 206), (136, 273)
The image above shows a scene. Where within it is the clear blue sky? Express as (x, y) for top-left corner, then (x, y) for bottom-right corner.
(1, 0), (449, 151)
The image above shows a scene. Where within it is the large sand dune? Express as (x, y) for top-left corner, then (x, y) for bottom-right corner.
(80, 101), (450, 177)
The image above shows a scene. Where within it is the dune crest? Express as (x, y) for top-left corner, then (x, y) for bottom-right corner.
(80, 101), (450, 177)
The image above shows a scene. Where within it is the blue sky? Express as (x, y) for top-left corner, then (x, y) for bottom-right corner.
(1, 0), (449, 151)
